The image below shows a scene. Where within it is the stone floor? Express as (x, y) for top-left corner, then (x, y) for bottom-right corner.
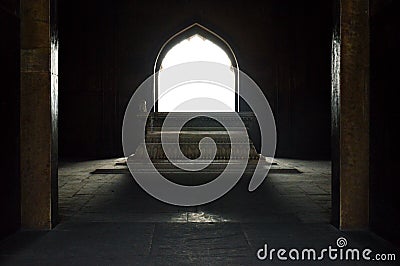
(0, 159), (398, 265)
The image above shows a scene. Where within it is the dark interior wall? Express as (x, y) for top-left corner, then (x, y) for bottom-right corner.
(58, 0), (117, 158)
(0, 0), (20, 238)
(370, 0), (400, 246)
(59, 0), (332, 159)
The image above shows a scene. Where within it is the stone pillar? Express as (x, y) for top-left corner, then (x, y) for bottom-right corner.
(331, 0), (370, 230)
(20, 0), (58, 229)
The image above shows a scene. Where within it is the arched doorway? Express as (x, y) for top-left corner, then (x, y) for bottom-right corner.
(154, 23), (239, 112)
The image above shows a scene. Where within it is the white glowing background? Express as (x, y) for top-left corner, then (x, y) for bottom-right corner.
(158, 34), (235, 112)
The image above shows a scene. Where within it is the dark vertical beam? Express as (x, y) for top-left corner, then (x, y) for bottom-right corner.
(331, 0), (370, 230)
(20, 0), (58, 229)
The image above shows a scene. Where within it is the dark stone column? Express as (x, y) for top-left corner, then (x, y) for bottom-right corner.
(331, 0), (370, 230)
(20, 0), (58, 229)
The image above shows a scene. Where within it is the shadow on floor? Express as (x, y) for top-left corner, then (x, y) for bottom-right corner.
(0, 159), (398, 265)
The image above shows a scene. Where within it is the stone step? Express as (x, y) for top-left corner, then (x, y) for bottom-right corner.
(128, 159), (270, 170)
(109, 165), (299, 186)
(145, 131), (252, 144)
(135, 143), (260, 160)
(146, 127), (246, 132)
(145, 112), (257, 130)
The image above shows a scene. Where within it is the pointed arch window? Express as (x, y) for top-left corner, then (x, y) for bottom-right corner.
(154, 24), (239, 112)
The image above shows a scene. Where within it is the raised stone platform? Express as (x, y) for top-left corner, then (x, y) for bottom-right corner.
(135, 113), (260, 161)
(130, 112), (264, 175)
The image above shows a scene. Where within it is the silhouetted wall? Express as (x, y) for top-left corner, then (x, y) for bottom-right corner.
(59, 0), (332, 159)
(0, 0), (20, 238)
(370, 0), (400, 246)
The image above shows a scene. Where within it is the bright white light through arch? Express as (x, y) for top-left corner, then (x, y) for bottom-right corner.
(158, 34), (235, 112)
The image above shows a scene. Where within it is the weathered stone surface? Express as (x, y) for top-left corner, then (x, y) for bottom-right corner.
(20, 48), (50, 72)
(21, 0), (50, 22)
(331, 0), (370, 230)
(6, 159), (396, 264)
(21, 20), (49, 49)
(20, 0), (58, 229)
(133, 113), (261, 171)
(20, 71), (52, 228)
